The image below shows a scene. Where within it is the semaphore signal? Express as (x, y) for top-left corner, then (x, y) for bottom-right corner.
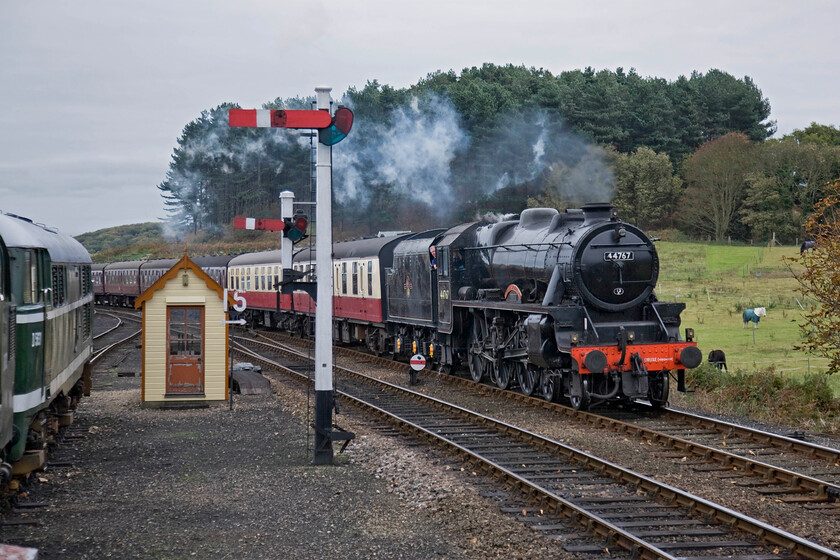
(229, 88), (353, 466)
(228, 109), (332, 129)
(232, 217), (286, 232)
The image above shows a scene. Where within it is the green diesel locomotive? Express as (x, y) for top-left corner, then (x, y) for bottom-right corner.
(0, 212), (92, 475)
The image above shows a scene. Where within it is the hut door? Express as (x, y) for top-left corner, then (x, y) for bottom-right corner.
(167, 307), (204, 395)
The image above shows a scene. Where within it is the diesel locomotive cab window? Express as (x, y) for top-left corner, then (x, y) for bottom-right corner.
(24, 250), (38, 304)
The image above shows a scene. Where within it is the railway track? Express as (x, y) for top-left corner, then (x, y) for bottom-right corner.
(232, 332), (840, 560)
(92, 308), (141, 361)
(252, 328), (840, 507)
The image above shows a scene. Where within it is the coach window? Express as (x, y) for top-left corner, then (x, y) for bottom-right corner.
(352, 262), (358, 295)
(341, 263), (347, 294)
(367, 261), (373, 295)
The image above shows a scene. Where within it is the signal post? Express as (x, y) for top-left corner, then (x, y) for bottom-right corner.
(313, 87), (335, 465)
(229, 87), (353, 465)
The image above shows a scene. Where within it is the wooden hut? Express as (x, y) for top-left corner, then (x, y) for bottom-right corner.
(134, 254), (230, 406)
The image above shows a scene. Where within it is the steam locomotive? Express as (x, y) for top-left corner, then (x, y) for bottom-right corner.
(97, 203), (702, 410)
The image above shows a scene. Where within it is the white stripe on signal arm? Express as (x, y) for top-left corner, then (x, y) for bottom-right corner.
(256, 110), (271, 127)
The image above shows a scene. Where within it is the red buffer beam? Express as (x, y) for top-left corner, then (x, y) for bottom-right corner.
(228, 109), (332, 129)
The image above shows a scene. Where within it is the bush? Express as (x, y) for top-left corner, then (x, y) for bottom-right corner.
(680, 364), (840, 431)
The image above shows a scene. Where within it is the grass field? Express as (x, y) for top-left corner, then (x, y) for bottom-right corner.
(655, 240), (840, 398)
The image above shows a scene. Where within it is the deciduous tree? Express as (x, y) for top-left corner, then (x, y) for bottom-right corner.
(612, 147), (682, 229)
(789, 179), (840, 374)
(678, 133), (756, 241)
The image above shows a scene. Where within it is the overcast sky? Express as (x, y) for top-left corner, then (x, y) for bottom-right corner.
(1, 1), (837, 236)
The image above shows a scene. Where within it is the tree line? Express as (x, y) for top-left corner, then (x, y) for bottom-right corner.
(157, 64), (840, 243)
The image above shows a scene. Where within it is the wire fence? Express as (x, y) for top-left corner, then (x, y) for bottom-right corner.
(723, 355), (830, 375)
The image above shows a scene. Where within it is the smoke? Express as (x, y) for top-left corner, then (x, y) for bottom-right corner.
(477, 212), (518, 223)
(464, 109), (615, 206)
(330, 94), (615, 225)
(543, 142), (615, 205)
(332, 93), (470, 210)
(160, 96), (616, 241)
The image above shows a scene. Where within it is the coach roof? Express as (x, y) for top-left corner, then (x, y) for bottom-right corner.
(332, 234), (412, 260)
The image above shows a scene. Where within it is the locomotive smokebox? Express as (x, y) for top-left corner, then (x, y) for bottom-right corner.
(581, 203), (617, 225)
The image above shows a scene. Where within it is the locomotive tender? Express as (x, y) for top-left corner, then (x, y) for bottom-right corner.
(97, 203), (701, 410)
(0, 212), (93, 476)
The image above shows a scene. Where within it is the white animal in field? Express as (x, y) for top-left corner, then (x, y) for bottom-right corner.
(742, 307), (766, 328)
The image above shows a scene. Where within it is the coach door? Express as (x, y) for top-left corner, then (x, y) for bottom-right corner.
(167, 307), (204, 395)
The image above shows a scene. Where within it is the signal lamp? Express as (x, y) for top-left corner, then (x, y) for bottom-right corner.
(283, 210), (309, 244)
(318, 106), (354, 146)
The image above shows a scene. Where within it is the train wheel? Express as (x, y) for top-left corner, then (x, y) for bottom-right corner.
(468, 319), (492, 383)
(569, 376), (591, 411)
(468, 329), (487, 383)
(518, 365), (538, 396)
(496, 360), (514, 390)
(648, 371), (670, 408)
(539, 370), (559, 402)
(469, 353), (488, 383)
